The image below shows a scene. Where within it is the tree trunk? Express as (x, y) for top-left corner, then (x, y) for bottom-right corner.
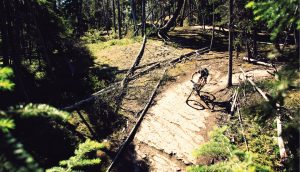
(246, 37), (252, 61)
(116, 0), (122, 39)
(252, 27), (258, 58)
(179, 0), (187, 27)
(0, 0), (9, 66)
(202, 13), (205, 30)
(227, 0), (233, 87)
(294, 27), (299, 58)
(158, 0), (184, 37)
(201, 0), (206, 30)
(105, 0), (110, 35)
(209, 2), (215, 51)
(142, 0), (146, 36)
(130, 0), (138, 36)
(188, 0), (192, 25)
(112, 0), (117, 33)
(76, 0), (83, 37)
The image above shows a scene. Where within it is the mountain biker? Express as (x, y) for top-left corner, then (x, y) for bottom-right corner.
(191, 68), (209, 95)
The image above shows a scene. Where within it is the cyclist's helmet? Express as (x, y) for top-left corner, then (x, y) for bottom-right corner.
(199, 68), (209, 78)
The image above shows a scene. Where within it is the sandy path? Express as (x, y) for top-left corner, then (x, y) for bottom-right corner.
(132, 65), (273, 172)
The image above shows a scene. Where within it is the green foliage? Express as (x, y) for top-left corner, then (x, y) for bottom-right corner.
(271, 68), (299, 105)
(245, 123), (280, 167)
(0, 66), (76, 171)
(189, 127), (271, 172)
(188, 151), (271, 172)
(193, 127), (235, 159)
(0, 118), (15, 132)
(0, 131), (42, 172)
(0, 102), (71, 171)
(86, 37), (142, 52)
(0, 67), (15, 91)
(14, 104), (70, 121)
(47, 139), (105, 172)
(246, 0), (300, 39)
(80, 29), (107, 43)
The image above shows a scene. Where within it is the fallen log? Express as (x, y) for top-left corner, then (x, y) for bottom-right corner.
(242, 57), (273, 67)
(114, 36), (147, 113)
(240, 67), (288, 162)
(63, 82), (120, 111)
(106, 69), (167, 172)
(230, 88), (238, 115)
(169, 47), (209, 64)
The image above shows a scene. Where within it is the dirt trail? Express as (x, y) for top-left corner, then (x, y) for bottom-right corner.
(132, 62), (273, 171)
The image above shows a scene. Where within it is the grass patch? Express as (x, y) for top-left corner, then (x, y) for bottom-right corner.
(86, 37), (143, 52)
(167, 60), (196, 78)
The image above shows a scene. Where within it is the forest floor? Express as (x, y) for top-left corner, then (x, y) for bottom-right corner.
(84, 27), (277, 171)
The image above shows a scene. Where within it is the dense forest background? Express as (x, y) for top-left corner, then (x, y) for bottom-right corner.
(0, 0), (299, 171)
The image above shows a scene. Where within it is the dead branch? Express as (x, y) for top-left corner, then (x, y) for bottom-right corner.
(106, 69), (167, 172)
(63, 82), (120, 111)
(114, 36), (147, 113)
(76, 110), (98, 140)
(242, 57), (273, 67)
(230, 88), (238, 115)
(240, 67), (288, 162)
(169, 47), (209, 65)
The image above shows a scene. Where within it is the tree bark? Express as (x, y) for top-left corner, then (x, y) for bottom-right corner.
(201, 0), (206, 30)
(105, 0), (110, 35)
(188, 0), (193, 25)
(209, 1), (215, 51)
(227, 0), (233, 87)
(252, 26), (258, 58)
(116, 0), (122, 39)
(130, 0), (138, 35)
(142, 0), (146, 36)
(112, 0), (117, 33)
(179, 0), (187, 27)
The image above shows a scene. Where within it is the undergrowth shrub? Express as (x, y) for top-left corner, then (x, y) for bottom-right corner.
(193, 127), (235, 160)
(80, 29), (107, 43)
(188, 127), (271, 172)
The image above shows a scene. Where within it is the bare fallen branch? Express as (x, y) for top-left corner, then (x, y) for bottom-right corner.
(169, 47), (209, 65)
(115, 36), (147, 113)
(230, 88), (238, 115)
(242, 57), (273, 67)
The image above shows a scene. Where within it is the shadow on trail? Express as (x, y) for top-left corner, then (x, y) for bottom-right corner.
(167, 29), (228, 51)
(113, 143), (149, 172)
(186, 91), (230, 113)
